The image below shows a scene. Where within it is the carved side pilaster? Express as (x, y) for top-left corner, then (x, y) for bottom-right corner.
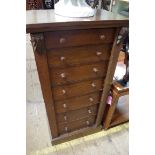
(116, 27), (129, 45)
(30, 33), (46, 54)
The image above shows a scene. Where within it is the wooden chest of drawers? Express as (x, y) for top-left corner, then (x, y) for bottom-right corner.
(26, 9), (128, 144)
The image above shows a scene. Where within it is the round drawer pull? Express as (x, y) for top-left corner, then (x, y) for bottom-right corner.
(96, 51), (102, 56)
(88, 109), (92, 114)
(93, 67), (99, 73)
(59, 38), (66, 44)
(100, 34), (105, 40)
(62, 89), (66, 94)
(118, 35), (122, 40)
(60, 56), (66, 61)
(116, 40), (121, 45)
(86, 121), (90, 125)
(91, 83), (96, 88)
(89, 97), (94, 102)
(60, 73), (66, 78)
(65, 127), (68, 131)
(64, 115), (67, 121)
(63, 104), (67, 108)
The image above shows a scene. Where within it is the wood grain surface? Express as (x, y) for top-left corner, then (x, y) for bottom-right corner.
(54, 93), (100, 113)
(26, 9), (128, 33)
(47, 44), (112, 68)
(44, 28), (115, 49)
(52, 79), (104, 101)
(50, 62), (108, 86)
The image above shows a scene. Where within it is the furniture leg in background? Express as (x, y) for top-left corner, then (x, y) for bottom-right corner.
(103, 81), (129, 130)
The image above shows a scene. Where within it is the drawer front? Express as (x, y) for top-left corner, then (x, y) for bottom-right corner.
(52, 78), (104, 101)
(47, 44), (111, 68)
(55, 93), (100, 113)
(44, 28), (115, 49)
(58, 115), (96, 135)
(57, 105), (98, 124)
(50, 62), (108, 86)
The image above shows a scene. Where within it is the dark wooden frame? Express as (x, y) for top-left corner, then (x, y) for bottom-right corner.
(27, 9), (129, 144)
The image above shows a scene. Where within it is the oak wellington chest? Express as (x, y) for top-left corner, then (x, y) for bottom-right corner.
(26, 9), (128, 144)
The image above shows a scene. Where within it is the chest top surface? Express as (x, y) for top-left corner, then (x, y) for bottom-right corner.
(26, 9), (128, 33)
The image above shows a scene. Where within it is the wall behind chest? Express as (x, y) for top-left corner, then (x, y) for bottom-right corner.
(26, 0), (55, 10)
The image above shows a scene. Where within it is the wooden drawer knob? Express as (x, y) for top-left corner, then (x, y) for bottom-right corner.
(96, 51), (102, 56)
(60, 73), (66, 78)
(86, 121), (90, 125)
(88, 109), (92, 114)
(60, 56), (66, 61)
(64, 115), (67, 121)
(100, 34), (105, 40)
(91, 83), (96, 88)
(65, 127), (68, 131)
(93, 67), (99, 73)
(62, 89), (66, 94)
(59, 38), (66, 44)
(89, 97), (94, 102)
(63, 104), (67, 108)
